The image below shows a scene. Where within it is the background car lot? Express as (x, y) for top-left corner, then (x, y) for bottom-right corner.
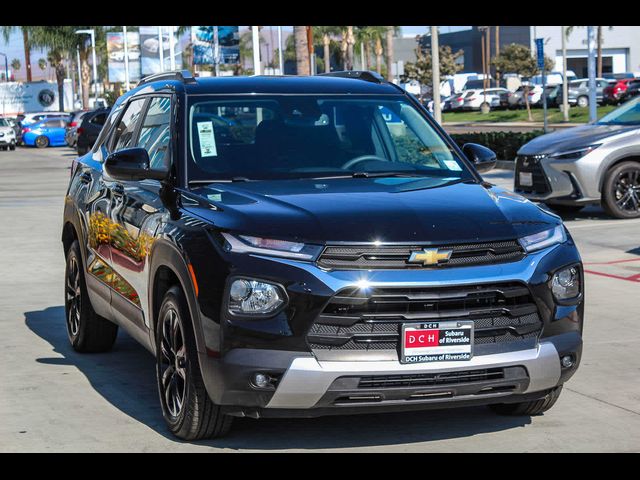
(0, 147), (639, 452)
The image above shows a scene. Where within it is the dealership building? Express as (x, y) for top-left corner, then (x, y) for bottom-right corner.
(397, 26), (640, 78)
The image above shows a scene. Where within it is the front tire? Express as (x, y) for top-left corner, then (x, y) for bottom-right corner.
(602, 161), (640, 218)
(64, 240), (118, 352)
(489, 386), (563, 416)
(577, 96), (589, 108)
(35, 135), (50, 148)
(9, 141), (16, 151)
(156, 285), (233, 440)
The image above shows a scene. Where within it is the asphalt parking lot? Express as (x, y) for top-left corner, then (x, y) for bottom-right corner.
(0, 146), (639, 452)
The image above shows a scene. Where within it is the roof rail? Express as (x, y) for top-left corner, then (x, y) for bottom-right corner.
(137, 70), (197, 87)
(317, 70), (386, 84)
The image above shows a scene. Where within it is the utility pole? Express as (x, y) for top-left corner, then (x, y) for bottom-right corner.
(495, 26), (500, 86)
(587, 26), (597, 123)
(431, 26), (442, 124)
(76, 48), (82, 105)
(214, 26), (220, 76)
(277, 26), (284, 74)
(252, 26), (261, 75)
(168, 26), (176, 71)
(479, 27), (488, 111)
(123, 26), (130, 91)
(561, 26), (569, 122)
(486, 26), (491, 87)
(158, 26), (164, 72)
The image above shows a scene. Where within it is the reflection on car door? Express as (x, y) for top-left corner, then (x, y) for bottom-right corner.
(104, 95), (172, 338)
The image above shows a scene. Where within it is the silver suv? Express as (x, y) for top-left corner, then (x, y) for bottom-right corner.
(515, 97), (640, 218)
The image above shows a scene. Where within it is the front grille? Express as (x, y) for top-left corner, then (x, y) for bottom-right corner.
(317, 240), (524, 270)
(358, 368), (505, 389)
(515, 155), (551, 194)
(307, 282), (542, 355)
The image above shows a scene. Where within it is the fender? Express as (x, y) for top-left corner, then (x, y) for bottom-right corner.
(596, 152), (640, 193)
(147, 238), (223, 400)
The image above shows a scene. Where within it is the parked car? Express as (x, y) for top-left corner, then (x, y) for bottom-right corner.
(542, 85), (562, 108)
(19, 111), (71, 127)
(618, 80), (640, 103)
(0, 117), (17, 150)
(515, 95), (640, 218)
(3, 116), (22, 145)
(527, 85), (545, 106)
(62, 70), (583, 440)
(65, 110), (90, 147)
(559, 78), (610, 107)
(462, 88), (503, 110)
(22, 117), (68, 148)
(508, 85), (529, 108)
(602, 78), (635, 105)
(444, 92), (467, 111)
(76, 108), (110, 155)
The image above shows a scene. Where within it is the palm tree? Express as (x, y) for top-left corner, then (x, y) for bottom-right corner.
(346, 26), (355, 70)
(314, 26), (341, 73)
(385, 27), (400, 81)
(0, 27), (33, 82)
(10, 58), (21, 80)
(294, 26), (309, 75)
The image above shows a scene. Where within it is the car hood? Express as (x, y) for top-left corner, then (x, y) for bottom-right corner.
(518, 123), (639, 156)
(184, 177), (560, 245)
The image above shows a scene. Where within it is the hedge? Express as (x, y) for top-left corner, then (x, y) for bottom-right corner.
(449, 130), (545, 162)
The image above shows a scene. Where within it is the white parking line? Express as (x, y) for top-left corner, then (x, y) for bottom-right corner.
(566, 219), (640, 229)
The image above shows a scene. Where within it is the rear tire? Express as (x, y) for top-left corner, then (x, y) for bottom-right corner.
(601, 161), (640, 218)
(489, 386), (563, 416)
(64, 240), (118, 352)
(156, 285), (233, 440)
(35, 135), (49, 148)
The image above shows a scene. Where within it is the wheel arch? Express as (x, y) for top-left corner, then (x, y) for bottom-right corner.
(598, 155), (640, 194)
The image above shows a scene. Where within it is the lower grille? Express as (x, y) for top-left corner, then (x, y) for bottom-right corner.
(358, 368), (505, 389)
(317, 240), (524, 270)
(307, 282), (542, 355)
(515, 155), (551, 194)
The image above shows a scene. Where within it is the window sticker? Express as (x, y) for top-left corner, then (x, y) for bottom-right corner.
(443, 160), (462, 171)
(197, 121), (218, 157)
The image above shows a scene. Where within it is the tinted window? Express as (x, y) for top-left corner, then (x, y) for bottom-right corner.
(89, 113), (107, 126)
(112, 98), (146, 151)
(136, 97), (172, 171)
(44, 119), (64, 128)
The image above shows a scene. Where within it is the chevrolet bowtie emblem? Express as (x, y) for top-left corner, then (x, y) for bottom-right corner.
(408, 248), (453, 266)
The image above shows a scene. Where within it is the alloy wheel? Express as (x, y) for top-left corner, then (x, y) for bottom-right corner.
(65, 256), (81, 336)
(160, 308), (187, 418)
(614, 169), (640, 213)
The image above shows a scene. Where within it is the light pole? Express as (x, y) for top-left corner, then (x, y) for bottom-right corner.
(431, 26), (442, 124)
(123, 26), (130, 91)
(168, 26), (176, 71)
(587, 26), (597, 123)
(561, 26), (569, 122)
(252, 26), (261, 75)
(75, 29), (98, 107)
(158, 26), (165, 72)
(277, 26), (284, 75)
(76, 48), (82, 108)
(0, 52), (8, 82)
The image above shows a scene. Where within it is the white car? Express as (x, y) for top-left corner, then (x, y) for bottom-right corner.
(527, 85), (544, 106)
(0, 117), (17, 150)
(462, 88), (505, 110)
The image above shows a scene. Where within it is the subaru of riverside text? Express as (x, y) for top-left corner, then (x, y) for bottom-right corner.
(62, 70), (584, 440)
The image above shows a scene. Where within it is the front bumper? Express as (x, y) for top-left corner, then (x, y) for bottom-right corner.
(196, 239), (584, 416)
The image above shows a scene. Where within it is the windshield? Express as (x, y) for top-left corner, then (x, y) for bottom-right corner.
(0, 118), (9, 127)
(187, 95), (472, 182)
(597, 96), (640, 125)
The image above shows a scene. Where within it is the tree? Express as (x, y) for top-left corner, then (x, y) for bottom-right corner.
(0, 27), (32, 82)
(11, 58), (21, 79)
(385, 27), (395, 81)
(492, 43), (554, 121)
(401, 45), (464, 85)
(46, 49), (67, 111)
(314, 26), (341, 73)
(294, 26), (309, 75)
(38, 58), (47, 72)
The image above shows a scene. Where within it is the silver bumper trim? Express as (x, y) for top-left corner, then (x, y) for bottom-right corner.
(265, 341), (561, 409)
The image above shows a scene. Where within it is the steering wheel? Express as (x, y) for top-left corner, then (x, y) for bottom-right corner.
(341, 155), (389, 170)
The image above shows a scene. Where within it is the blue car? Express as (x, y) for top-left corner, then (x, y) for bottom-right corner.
(22, 117), (68, 148)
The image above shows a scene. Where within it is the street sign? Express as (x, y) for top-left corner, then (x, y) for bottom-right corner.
(535, 38), (545, 69)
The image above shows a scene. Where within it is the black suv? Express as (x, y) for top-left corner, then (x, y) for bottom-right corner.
(62, 70), (584, 440)
(76, 108), (110, 155)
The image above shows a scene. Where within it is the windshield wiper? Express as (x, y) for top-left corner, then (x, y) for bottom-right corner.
(350, 171), (434, 178)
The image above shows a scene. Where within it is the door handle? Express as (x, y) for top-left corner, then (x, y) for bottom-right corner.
(112, 183), (125, 197)
(79, 172), (92, 184)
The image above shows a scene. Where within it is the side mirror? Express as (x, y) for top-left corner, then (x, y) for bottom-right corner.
(462, 143), (497, 173)
(104, 147), (167, 181)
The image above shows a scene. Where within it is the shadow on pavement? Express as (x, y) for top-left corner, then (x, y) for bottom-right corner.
(25, 306), (532, 450)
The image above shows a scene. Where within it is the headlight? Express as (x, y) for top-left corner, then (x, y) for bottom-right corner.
(519, 225), (566, 252)
(221, 232), (323, 261)
(228, 278), (284, 315)
(551, 265), (581, 301)
(549, 144), (601, 160)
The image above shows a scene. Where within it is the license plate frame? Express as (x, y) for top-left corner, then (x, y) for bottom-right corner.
(401, 321), (474, 364)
